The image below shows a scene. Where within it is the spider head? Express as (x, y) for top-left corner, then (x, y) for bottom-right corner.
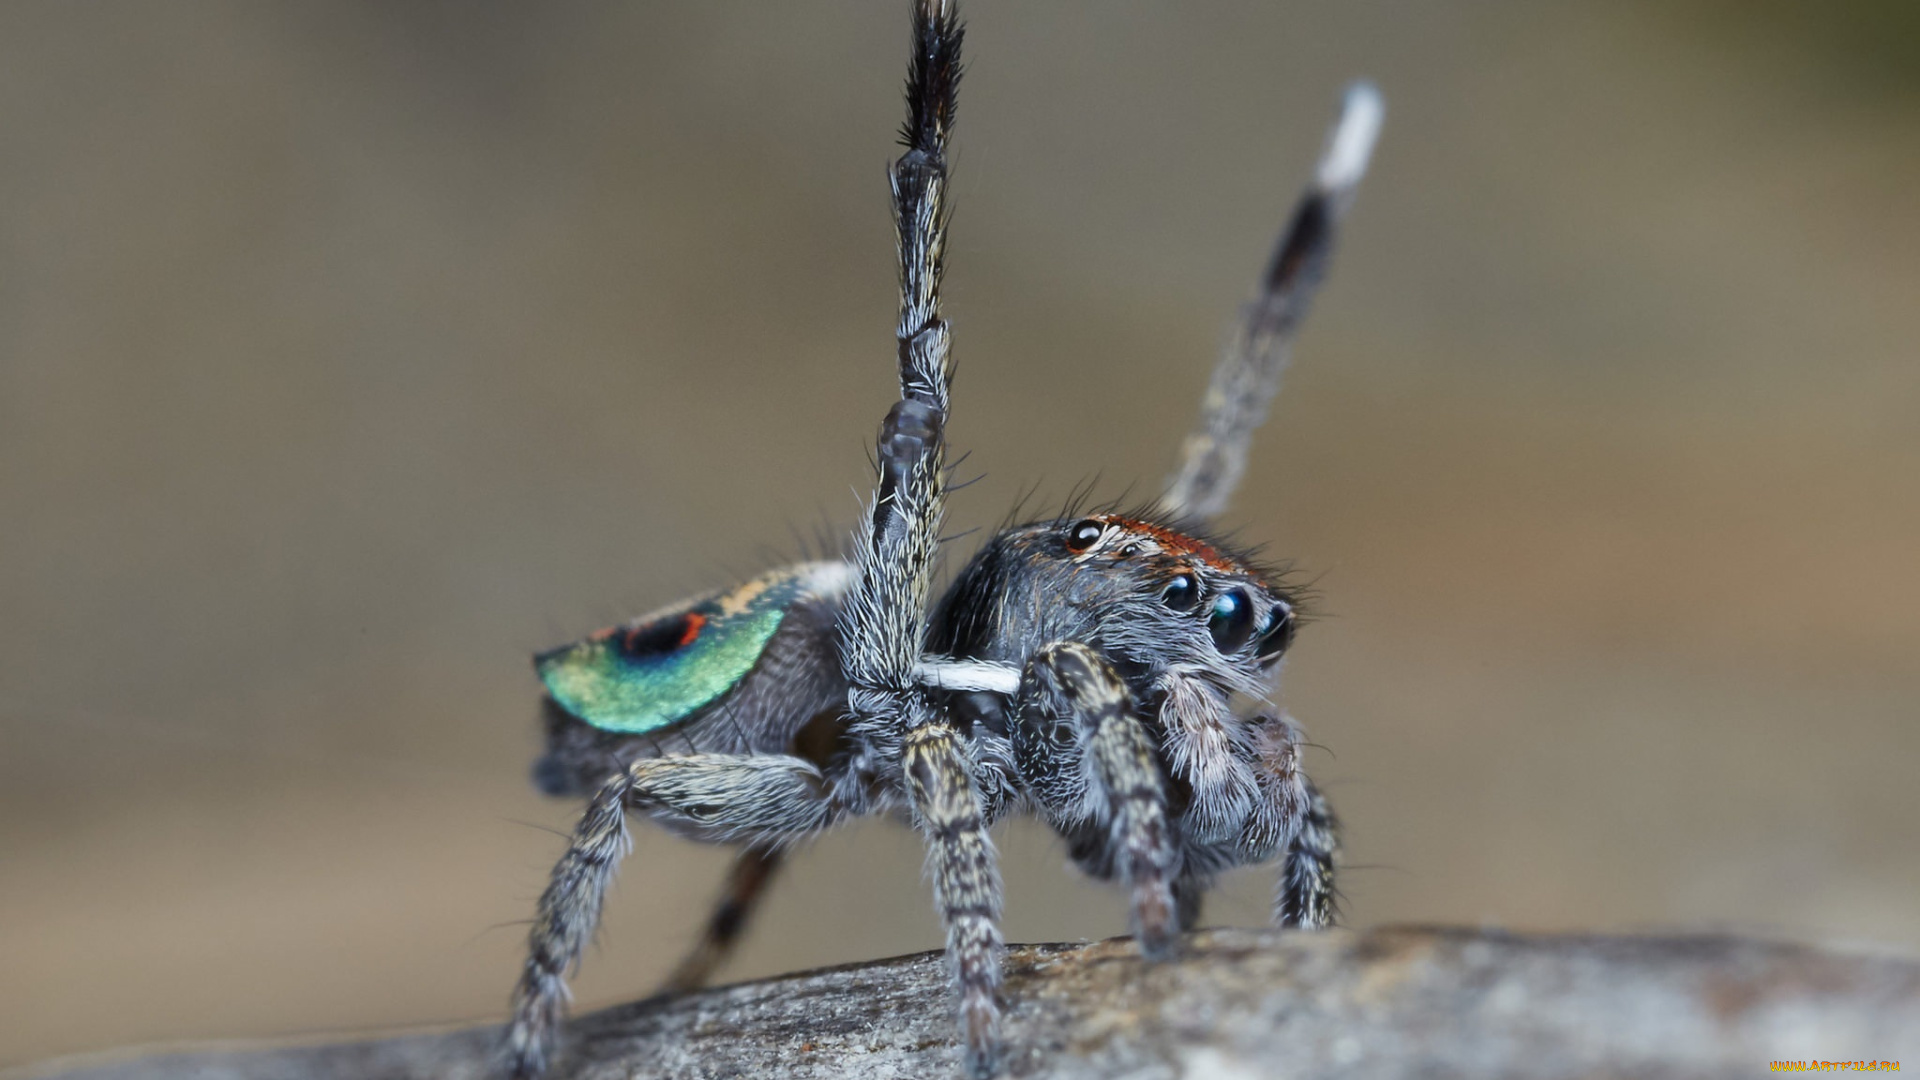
(932, 511), (1299, 696)
(1054, 513), (1296, 674)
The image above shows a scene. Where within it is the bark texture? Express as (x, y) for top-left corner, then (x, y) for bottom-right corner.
(20, 926), (1920, 1080)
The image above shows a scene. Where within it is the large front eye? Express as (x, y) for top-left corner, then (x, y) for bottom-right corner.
(1161, 572), (1200, 612)
(1256, 601), (1297, 660)
(1208, 589), (1257, 653)
(1065, 518), (1104, 552)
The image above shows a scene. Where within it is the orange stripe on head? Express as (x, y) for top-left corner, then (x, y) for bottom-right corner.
(1102, 515), (1241, 572)
(676, 611), (709, 648)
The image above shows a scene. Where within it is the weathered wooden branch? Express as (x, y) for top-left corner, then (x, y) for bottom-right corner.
(22, 927), (1919, 1080)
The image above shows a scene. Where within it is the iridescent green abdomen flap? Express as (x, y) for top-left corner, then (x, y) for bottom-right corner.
(536, 562), (849, 735)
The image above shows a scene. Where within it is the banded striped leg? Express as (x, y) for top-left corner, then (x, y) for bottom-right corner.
(1276, 774), (1340, 929)
(503, 755), (833, 1080)
(838, 3), (1005, 1076)
(1021, 643), (1181, 960)
(1240, 712), (1340, 930)
(904, 720), (1004, 1078)
(658, 846), (785, 995)
(1164, 81), (1384, 519)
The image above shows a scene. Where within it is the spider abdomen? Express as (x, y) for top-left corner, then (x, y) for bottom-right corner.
(531, 560), (852, 795)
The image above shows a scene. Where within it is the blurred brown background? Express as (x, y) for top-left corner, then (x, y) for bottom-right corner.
(2, 0), (1916, 1068)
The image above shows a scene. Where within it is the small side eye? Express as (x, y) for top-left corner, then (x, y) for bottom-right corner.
(1065, 518), (1105, 552)
(1208, 589), (1257, 653)
(1255, 601), (1297, 660)
(1161, 573), (1200, 611)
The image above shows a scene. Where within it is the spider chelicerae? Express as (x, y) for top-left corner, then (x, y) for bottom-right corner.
(503, 2), (1380, 1077)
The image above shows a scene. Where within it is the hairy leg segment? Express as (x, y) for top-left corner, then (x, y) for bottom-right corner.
(836, 4), (1008, 1075)
(503, 756), (833, 1079)
(1016, 643), (1181, 959)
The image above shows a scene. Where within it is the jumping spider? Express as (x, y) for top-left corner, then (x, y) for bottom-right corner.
(504, 2), (1380, 1076)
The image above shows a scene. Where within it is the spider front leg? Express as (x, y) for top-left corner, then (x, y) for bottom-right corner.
(503, 754), (835, 1080)
(1277, 770), (1340, 930)
(1155, 690), (1340, 933)
(1236, 711), (1340, 930)
(1018, 643), (1181, 959)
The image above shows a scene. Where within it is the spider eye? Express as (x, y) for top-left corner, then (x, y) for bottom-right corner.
(1255, 601), (1297, 660)
(1065, 518), (1105, 552)
(1208, 589), (1257, 653)
(1161, 573), (1200, 612)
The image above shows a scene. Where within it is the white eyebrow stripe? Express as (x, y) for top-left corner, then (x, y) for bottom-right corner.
(914, 658), (1022, 695)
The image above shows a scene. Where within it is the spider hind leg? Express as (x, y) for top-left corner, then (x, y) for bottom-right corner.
(503, 754), (836, 1080)
(657, 845), (786, 995)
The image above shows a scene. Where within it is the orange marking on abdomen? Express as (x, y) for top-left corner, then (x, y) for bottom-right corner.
(677, 611), (709, 648)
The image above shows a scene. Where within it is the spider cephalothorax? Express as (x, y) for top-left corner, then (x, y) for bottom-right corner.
(934, 513), (1297, 688)
(502, 3), (1378, 1077)
(919, 510), (1317, 945)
